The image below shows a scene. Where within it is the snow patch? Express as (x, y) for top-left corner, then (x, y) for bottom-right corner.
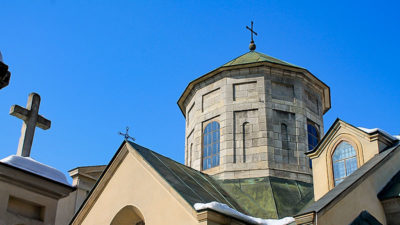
(0, 155), (70, 185)
(194, 202), (294, 225)
(358, 127), (398, 141)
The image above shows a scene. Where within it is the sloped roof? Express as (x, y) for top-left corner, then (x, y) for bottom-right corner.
(0, 155), (70, 186)
(129, 142), (313, 219)
(378, 170), (400, 200)
(128, 141), (246, 214)
(298, 142), (400, 216)
(349, 211), (382, 225)
(222, 51), (303, 69)
(219, 176), (313, 219)
(306, 118), (398, 156)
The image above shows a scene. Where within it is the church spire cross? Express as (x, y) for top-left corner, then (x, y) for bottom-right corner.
(119, 126), (135, 141)
(246, 21), (258, 51)
(10, 93), (51, 157)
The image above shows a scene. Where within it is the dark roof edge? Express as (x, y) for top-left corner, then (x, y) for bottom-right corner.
(127, 141), (243, 212)
(307, 119), (398, 155)
(377, 170), (400, 200)
(69, 141), (127, 225)
(68, 165), (107, 173)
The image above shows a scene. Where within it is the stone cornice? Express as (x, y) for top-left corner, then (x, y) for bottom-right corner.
(178, 61), (331, 117)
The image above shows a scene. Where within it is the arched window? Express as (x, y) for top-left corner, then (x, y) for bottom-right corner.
(307, 122), (320, 168)
(307, 123), (319, 151)
(332, 142), (358, 186)
(203, 121), (220, 170)
(111, 205), (145, 225)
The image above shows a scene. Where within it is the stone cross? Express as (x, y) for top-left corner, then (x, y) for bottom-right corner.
(10, 93), (51, 157)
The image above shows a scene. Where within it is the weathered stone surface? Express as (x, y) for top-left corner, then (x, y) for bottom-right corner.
(182, 60), (326, 183)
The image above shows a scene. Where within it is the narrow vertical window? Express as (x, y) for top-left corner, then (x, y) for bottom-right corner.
(189, 144), (193, 167)
(242, 122), (249, 163)
(281, 123), (289, 150)
(202, 121), (220, 170)
(333, 142), (357, 186)
(307, 121), (320, 168)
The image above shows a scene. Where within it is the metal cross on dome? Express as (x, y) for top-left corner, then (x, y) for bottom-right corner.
(246, 21), (258, 51)
(119, 126), (135, 141)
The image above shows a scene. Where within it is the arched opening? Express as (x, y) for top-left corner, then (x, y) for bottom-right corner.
(111, 205), (145, 225)
(332, 142), (358, 186)
(307, 121), (320, 168)
(202, 121), (220, 170)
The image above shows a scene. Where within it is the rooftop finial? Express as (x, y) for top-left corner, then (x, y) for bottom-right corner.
(246, 21), (258, 51)
(119, 126), (136, 142)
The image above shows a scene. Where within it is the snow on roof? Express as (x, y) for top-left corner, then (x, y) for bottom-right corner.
(358, 127), (398, 141)
(194, 202), (295, 225)
(0, 155), (70, 186)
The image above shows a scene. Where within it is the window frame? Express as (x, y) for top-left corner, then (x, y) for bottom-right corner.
(201, 120), (220, 171)
(307, 120), (320, 168)
(326, 135), (364, 190)
(332, 141), (358, 186)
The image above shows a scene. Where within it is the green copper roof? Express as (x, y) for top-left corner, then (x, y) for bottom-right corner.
(127, 142), (313, 220)
(127, 141), (246, 214)
(218, 176), (314, 219)
(222, 51), (303, 69)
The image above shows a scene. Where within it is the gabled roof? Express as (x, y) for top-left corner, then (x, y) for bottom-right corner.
(306, 118), (398, 157)
(222, 51), (303, 69)
(128, 141), (246, 213)
(349, 211), (382, 225)
(378, 170), (400, 201)
(70, 141), (247, 224)
(298, 142), (400, 216)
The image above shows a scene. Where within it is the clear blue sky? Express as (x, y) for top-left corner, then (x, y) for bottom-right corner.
(0, 1), (399, 182)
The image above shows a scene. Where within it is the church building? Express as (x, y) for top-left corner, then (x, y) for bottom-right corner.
(69, 35), (399, 224)
(1, 25), (399, 225)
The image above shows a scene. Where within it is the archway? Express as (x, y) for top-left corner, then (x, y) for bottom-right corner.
(111, 205), (145, 225)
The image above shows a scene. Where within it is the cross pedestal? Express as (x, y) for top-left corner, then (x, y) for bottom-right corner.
(10, 93), (51, 157)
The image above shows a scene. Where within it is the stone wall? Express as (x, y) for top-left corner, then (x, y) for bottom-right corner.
(183, 64), (325, 183)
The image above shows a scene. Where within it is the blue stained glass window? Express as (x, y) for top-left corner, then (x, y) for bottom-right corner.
(307, 122), (320, 168)
(203, 121), (220, 170)
(333, 142), (357, 186)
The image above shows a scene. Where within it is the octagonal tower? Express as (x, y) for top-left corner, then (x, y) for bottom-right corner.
(178, 51), (330, 183)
